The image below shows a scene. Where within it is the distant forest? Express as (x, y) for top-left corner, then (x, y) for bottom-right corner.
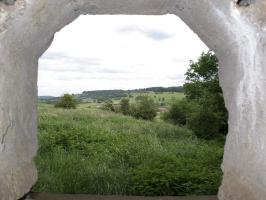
(39, 86), (184, 103)
(79, 86), (184, 101)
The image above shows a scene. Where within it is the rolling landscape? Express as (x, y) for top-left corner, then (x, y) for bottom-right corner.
(34, 101), (223, 196)
(34, 52), (227, 197)
(39, 86), (184, 105)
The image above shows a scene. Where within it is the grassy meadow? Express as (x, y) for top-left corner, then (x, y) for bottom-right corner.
(33, 103), (224, 196)
(81, 92), (184, 110)
(124, 92), (184, 105)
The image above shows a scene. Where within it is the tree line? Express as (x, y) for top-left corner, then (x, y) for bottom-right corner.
(78, 87), (184, 102)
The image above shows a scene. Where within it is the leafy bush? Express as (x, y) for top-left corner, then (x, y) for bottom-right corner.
(187, 106), (220, 139)
(119, 98), (130, 115)
(135, 95), (146, 101)
(129, 152), (222, 196)
(102, 100), (115, 112)
(131, 96), (157, 121)
(163, 100), (188, 126)
(55, 94), (77, 109)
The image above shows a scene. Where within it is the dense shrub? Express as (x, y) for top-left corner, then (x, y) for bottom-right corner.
(135, 95), (146, 101)
(129, 153), (222, 196)
(163, 100), (188, 126)
(187, 106), (220, 139)
(164, 99), (223, 139)
(102, 100), (115, 112)
(116, 96), (157, 121)
(119, 98), (130, 115)
(55, 94), (77, 109)
(131, 96), (157, 121)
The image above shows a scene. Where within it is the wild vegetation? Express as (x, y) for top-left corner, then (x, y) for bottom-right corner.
(35, 51), (227, 196)
(34, 103), (223, 195)
(39, 86), (184, 104)
(55, 94), (77, 109)
(164, 51), (228, 139)
(102, 96), (157, 121)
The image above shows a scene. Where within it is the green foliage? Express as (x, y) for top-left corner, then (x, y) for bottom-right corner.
(117, 96), (157, 121)
(131, 96), (157, 121)
(102, 100), (115, 112)
(135, 95), (146, 101)
(184, 51), (228, 137)
(184, 51), (219, 101)
(74, 87), (184, 103)
(119, 98), (130, 115)
(55, 94), (77, 109)
(164, 51), (228, 139)
(34, 104), (223, 195)
(187, 106), (220, 139)
(163, 100), (188, 126)
(129, 148), (222, 196)
(96, 97), (105, 103)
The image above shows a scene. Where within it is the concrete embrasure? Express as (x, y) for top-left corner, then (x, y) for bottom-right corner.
(27, 193), (218, 200)
(1, 0), (266, 199)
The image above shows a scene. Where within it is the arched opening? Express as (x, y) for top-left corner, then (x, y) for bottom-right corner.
(30, 14), (225, 199)
(1, 1), (265, 200)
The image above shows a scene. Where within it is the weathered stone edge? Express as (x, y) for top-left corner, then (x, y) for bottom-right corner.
(0, 162), (37, 200)
(219, 166), (266, 200)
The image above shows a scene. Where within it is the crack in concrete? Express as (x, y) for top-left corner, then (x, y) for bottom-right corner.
(236, 0), (255, 7)
(1, 119), (14, 143)
(0, 105), (15, 152)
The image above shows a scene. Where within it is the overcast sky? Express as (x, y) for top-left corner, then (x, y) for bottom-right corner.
(38, 14), (208, 97)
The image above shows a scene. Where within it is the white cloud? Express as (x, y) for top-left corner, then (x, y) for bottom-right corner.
(116, 25), (174, 41)
(38, 14), (208, 96)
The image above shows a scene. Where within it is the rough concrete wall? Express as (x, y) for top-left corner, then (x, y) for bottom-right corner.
(215, 2), (266, 199)
(0, 0), (266, 199)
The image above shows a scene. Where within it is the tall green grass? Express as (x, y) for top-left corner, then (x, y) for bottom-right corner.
(33, 103), (223, 196)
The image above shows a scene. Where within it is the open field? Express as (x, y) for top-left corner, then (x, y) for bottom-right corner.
(33, 103), (223, 196)
(78, 92), (185, 109)
(127, 92), (184, 106)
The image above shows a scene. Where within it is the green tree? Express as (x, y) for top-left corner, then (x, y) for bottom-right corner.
(163, 100), (188, 126)
(102, 100), (115, 112)
(135, 95), (145, 101)
(187, 106), (220, 139)
(131, 96), (157, 121)
(120, 98), (130, 115)
(55, 94), (77, 109)
(184, 51), (228, 137)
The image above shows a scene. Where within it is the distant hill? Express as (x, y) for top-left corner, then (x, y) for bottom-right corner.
(38, 96), (58, 103)
(130, 86), (184, 93)
(78, 86), (184, 102)
(78, 90), (127, 102)
(39, 86), (184, 103)
(39, 96), (56, 100)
